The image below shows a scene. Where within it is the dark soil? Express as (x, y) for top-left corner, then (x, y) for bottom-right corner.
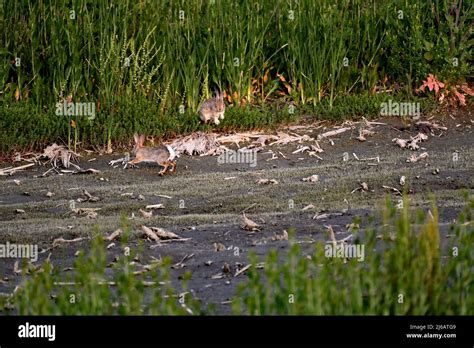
(0, 108), (473, 314)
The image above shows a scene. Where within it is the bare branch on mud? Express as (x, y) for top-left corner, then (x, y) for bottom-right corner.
(170, 132), (222, 156)
(317, 127), (351, 140)
(171, 253), (195, 269)
(145, 204), (165, 210)
(41, 168), (57, 177)
(268, 132), (313, 146)
(382, 185), (402, 196)
(313, 212), (343, 220)
(234, 264), (252, 277)
(39, 143), (79, 169)
(211, 273), (225, 279)
(108, 154), (130, 168)
(82, 189), (100, 202)
(337, 234), (354, 243)
(406, 152), (428, 163)
(52, 237), (86, 248)
(302, 204), (315, 211)
(416, 120), (447, 134)
(141, 225), (160, 242)
(242, 213), (262, 232)
(293, 144), (324, 158)
(142, 225), (183, 242)
(139, 209), (153, 219)
(104, 229), (122, 242)
(13, 261), (21, 275)
(0, 163), (35, 176)
(392, 133), (428, 150)
(256, 178), (279, 185)
(400, 176), (406, 186)
(241, 203), (258, 214)
(292, 146), (310, 154)
(356, 128), (375, 142)
(302, 174), (319, 182)
(351, 182), (369, 193)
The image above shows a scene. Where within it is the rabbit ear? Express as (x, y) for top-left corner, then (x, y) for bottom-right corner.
(133, 133), (140, 144)
(139, 134), (146, 146)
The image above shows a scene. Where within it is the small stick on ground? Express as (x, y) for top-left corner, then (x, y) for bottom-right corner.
(0, 163), (35, 176)
(234, 264), (252, 277)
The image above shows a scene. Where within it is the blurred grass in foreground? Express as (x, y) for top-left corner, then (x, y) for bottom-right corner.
(2, 195), (472, 315)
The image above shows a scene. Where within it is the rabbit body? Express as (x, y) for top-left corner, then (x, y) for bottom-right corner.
(199, 91), (225, 125)
(129, 134), (177, 175)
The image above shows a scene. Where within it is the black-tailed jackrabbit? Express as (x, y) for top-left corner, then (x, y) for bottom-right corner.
(129, 134), (177, 175)
(199, 91), (225, 125)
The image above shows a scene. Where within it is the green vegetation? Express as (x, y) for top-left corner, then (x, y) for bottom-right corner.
(0, 0), (472, 154)
(233, 196), (474, 315)
(2, 196), (472, 315)
(9, 219), (203, 315)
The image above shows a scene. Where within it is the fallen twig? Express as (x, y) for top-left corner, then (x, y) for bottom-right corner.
(234, 264), (252, 277)
(0, 163), (35, 176)
(317, 127), (351, 140)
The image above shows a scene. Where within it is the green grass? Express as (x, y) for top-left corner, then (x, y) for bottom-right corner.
(8, 217), (204, 315)
(233, 196), (474, 315)
(1, 196), (472, 315)
(0, 0), (472, 154)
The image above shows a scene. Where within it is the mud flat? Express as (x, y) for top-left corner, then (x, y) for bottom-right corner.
(1, 112), (473, 314)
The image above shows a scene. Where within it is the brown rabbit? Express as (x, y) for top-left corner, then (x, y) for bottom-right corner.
(199, 91), (225, 125)
(129, 134), (177, 175)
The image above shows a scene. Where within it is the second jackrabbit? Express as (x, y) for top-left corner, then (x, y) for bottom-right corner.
(199, 91), (225, 125)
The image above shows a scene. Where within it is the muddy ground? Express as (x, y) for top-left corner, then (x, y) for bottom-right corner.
(0, 109), (473, 314)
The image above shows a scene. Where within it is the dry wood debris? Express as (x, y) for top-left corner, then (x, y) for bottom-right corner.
(256, 178), (279, 185)
(242, 213), (262, 232)
(392, 133), (428, 150)
(141, 225), (188, 243)
(170, 132), (222, 156)
(406, 152), (428, 163)
(302, 174), (319, 182)
(39, 143), (79, 169)
(0, 163), (35, 176)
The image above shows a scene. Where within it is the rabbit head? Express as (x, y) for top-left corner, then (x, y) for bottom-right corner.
(214, 91), (225, 112)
